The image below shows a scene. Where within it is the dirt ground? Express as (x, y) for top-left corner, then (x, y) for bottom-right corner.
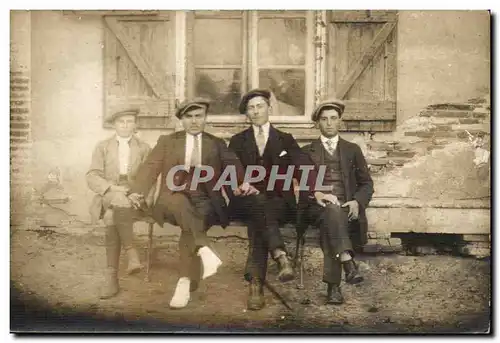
(10, 228), (491, 333)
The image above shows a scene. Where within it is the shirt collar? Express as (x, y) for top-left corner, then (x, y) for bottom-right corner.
(187, 132), (202, 139)
(116, 135), (132, 143)
(320, 134), (339, 145)
(252, 121), (271, 135)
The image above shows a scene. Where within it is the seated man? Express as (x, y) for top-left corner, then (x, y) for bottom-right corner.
(228, 89), (317, 311)
(297, 99), (374, 305)
(86, 106), (154, 299)
(127, 98), (257, 309)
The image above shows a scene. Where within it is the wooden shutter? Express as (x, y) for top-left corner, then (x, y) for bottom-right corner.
(103, 12), (176, 128)
(327, 10), (397, 131)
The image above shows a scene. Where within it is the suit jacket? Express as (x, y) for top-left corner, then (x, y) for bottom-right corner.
(129, 130), (245, 228)
(228, 125), (317, 217)
(86, 135), (152, 224)
(297, 137), (374, 247)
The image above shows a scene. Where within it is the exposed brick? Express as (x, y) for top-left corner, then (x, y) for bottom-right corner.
(404, 131), (433, 138)
(459, 118), (481, 124)
(11, 108), (29, 114)
(10, 100), (27, 107)
(462, 234), (490, 242)
(10, 122), (30, 130)
(10, 116), (30, 122)
(426, 103), (475, 111)
(363, 244), (382, 253)
(457, 130), (488, 139)
(427, 145), (446, 152)
(10, 131), (29, 137)
(387, 157), (412, 166)
(431, 131), (457, 138)
(472, 112), (488, 119)
(368, 232), (378, 239)
(388, 237), (402, 246)
(10, 93), (28, 99)
(423, 110), (472, 118)
(10, 77), (29, 84)
(387, 150), (416, 158)
(432, 124), (453, 131)
(367, 141), (394, 151)
(10, 86), (29, 92)
(367, 158), (389, 166)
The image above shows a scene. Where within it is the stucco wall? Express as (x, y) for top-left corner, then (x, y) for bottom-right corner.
(26, 10), (490, 223)
(396, 10), (490, 123)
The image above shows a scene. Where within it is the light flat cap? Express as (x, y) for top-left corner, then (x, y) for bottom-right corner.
(175, 98), (210, 119)
(311, 99), (345, 122)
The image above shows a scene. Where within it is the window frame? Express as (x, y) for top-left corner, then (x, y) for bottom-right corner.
(184, 10), (317, 124)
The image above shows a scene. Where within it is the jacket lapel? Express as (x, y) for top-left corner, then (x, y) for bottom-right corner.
(201, 132), (216, 166)
(243, 127), (258, 163)
(105, 137), (120, 179)
(128, 136), (141, 174)
(337, 138), (350, 183)
(308, 138), (325, 166)
(175, 131), (187, 166)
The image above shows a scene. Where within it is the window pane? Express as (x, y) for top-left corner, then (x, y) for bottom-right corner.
(195, 69), (242, 115)
(258, 18), (306, 66)
(194, 19), (242, 65)
(259, 69), (305, 116)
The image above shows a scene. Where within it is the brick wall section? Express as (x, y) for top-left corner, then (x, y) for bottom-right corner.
(10, 70), (33, 225)
(366, 99), (490, 176)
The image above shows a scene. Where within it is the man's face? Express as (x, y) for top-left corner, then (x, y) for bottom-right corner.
(113, 114), (137, 138)
(318, 108), (341, 138)
(181, 107), (207, 135)
(246, 96), (271, 127)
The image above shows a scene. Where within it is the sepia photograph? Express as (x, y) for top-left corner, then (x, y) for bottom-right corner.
(9, 8), (491, 334)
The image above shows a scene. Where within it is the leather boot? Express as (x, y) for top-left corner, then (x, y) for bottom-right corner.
(125, 247), (143, 274)
(276, 255), (294, 283)
(326, 284), (344, 305)
(247, 278), (265, 311)
(343, 259), (363, 284)
(100, 267), (119, 299)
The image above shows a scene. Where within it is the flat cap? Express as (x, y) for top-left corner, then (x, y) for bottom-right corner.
(105, 106), (140, 124)
(311, 99), (345, 122)
(175, 98), (210, 119)
(239, 88), (271, 114)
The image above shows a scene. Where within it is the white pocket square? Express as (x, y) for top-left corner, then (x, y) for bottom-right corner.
(279, 150), (288, 157)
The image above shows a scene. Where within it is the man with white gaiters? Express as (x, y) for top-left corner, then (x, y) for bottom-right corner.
(127, 98), (257, 309)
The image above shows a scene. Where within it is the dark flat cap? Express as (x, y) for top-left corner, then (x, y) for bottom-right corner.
(311, 99), (345, 122)
(175, 98), (210, 119)
(105, 106), (140, 124)
(239, 88), (271, 114)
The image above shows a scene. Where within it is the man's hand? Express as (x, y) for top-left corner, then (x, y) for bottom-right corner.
(110, 185), (129, 193)
(342, 200), (359, 221)
(233, 182), (259, 196)
(314, 192), (340, 207)
(127, 193), (144, 210)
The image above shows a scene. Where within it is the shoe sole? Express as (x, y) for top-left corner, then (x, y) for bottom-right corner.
(279, 272), (295, 283)
(346, 276), (364, 284)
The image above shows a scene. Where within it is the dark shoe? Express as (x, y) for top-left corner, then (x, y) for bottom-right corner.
(190, 279), (199, 292)
(276, 255), (295, 283)
(343, 260), (364, 284)
(126, 247), (143, 274)
(326, 284), (344, 305)
(100, 267), (119, 299)
(247, 278), (265, 311)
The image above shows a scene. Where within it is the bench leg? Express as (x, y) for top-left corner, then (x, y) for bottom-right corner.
(145, 222), (154, 282)
(296, 237), (305, 290)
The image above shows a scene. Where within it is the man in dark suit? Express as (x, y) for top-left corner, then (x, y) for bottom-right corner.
(228, 89), (317, 311)
(126, 98), (256, 309)
(297, 99), (374, 305)
(86, 106), (154, 300)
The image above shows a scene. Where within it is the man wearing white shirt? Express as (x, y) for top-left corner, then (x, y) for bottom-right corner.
(86, 107), (153, 299)
(297, 99), (374, 305)
(127, 98), (256, 309)
(228, 89), (318, 311)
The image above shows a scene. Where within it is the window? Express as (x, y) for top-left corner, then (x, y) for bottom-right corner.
(101, 10), (397, 131)
(186, 11), (314, 121)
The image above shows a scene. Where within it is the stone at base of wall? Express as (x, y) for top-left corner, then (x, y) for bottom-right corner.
(459, 242), (491, 258)
(363, 237), (403, 253)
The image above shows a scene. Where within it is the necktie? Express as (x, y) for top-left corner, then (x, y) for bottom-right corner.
(190, 135), (201, 167)
(325, 139), (335, 155)
(256, 126), (266, 156)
